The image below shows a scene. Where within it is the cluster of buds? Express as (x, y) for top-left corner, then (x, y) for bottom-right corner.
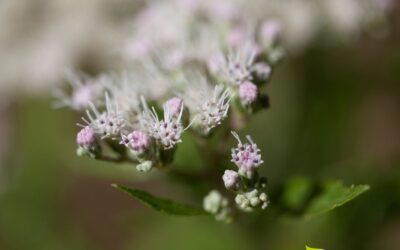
(203, 190), (232, 223)
(235, 188), (268, 211)
(222, 132), (269, 212)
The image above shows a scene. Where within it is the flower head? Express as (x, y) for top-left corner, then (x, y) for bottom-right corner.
(140, 97), (184, 150)
(198, 85), (231, 132)
(231, 131), (263, 174)
(180, 73), (231, 134)
(80, 93), (125, 139)
(219, 42), (261, 86)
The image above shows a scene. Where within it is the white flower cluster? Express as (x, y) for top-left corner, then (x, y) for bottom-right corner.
(56, 0), (284, 174)
(65, 48), (274, 171)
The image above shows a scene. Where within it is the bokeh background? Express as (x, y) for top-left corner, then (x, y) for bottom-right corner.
(0, 1), (399, 249)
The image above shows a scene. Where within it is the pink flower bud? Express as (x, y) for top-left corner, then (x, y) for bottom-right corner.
(239, 81), (258, 105)
(77, 126), (96, 149)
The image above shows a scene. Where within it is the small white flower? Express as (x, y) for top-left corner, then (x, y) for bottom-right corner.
(181, 73), (231, 134)
(198, 85), (231, 132)
(80, 93), (125, 139)
(140, 97), (184, 150)
(231, 131), (264, 174)
(218, 41), (261, 86)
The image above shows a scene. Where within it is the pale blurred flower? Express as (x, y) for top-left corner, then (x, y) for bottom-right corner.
(0, 0), (128, 94)
(203, 190), (232, 223)
(252, 63), (272, 82)
(54, 70), (105, 110)
(260, 20), (283, 47)
(165, 97), (184, 117)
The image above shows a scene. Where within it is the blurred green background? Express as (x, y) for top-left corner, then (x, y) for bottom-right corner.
(0, 1), (400, 250)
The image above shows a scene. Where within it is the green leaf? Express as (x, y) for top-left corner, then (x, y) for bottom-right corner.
(306, 245), (324, 250)
(277, 178), (370, 220)
(112, 184), (209, 216)
(303, 180), (370, 219)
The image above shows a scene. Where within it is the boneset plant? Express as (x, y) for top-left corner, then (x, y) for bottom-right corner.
(56, 0), (373, 223)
